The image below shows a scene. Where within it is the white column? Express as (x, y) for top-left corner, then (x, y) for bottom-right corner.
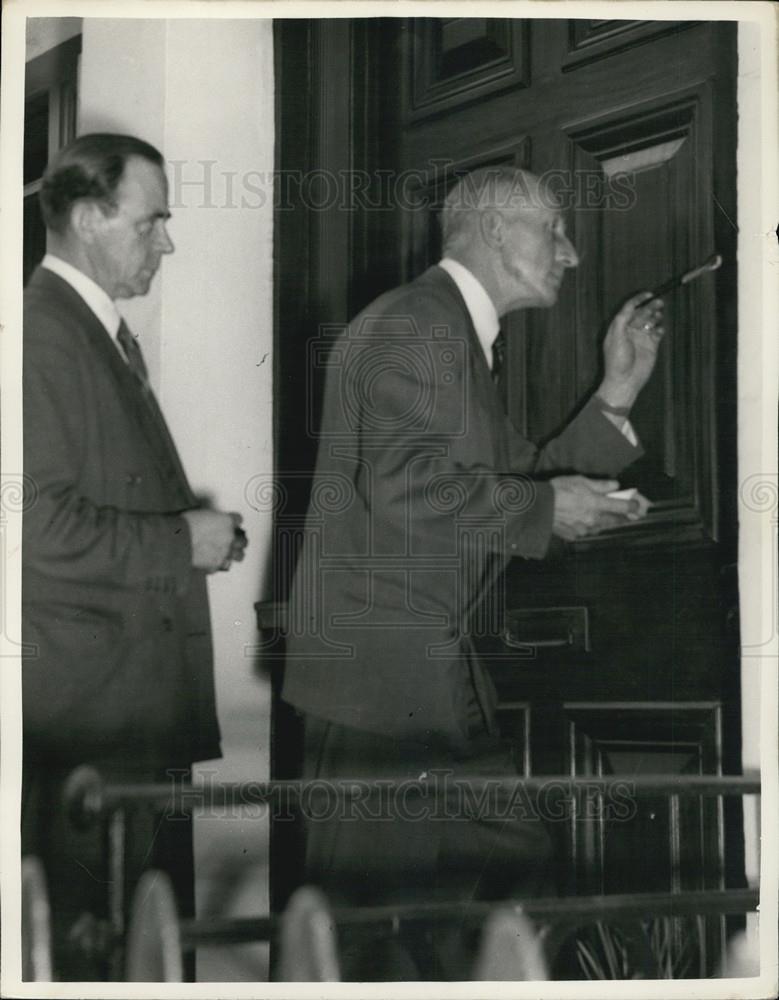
(79, 17), (274, 979)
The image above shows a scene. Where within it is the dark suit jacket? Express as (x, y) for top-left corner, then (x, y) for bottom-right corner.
(22, 267), (221, 767)
(282, 266), (641, 748)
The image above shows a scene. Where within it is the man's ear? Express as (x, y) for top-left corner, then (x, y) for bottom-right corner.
(69, 200), (106, 245)
(480, 208), (505, 250)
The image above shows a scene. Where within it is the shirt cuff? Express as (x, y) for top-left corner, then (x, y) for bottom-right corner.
(621, 419), (638, 448)
(602, 410), (639, 448)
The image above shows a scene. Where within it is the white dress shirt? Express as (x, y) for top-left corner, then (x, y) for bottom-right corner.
(438, 257), (500, 369)
(437, 256), (637, 446)
(41, 254), (124, 350)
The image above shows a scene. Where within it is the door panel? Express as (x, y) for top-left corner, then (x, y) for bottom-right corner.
(273, 16), (742, 966)
(406, 18), (530, 121)
(566, 93), (718, 540)
(393, 25), (729, 545)
(563, 19), (696, 69)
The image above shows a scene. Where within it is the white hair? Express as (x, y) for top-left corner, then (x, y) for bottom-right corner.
(440, 166), (542, 255)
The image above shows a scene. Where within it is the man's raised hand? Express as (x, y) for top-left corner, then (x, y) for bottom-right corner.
(599, 291), (665, 410)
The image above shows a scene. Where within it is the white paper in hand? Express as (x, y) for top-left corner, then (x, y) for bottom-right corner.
(607, 487), (651, 520)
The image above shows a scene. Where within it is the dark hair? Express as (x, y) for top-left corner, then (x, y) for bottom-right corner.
(39, 133), (164, 234)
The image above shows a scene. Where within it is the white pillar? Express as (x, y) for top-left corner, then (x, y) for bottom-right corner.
(79, 17), (274, 979)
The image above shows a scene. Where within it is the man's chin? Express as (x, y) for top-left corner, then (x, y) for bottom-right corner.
(116, 275), (155, 299)
(534, 286), (560, 308)
(523, 277), (562, 309)
(543, 276), (565, 305)
(136, 270), (156, 292)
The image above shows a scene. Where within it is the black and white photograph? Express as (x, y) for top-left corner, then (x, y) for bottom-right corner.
(1, 0), (777, 994)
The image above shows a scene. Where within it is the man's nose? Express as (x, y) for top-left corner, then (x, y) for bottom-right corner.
(155, 223), (175, 255)
(557, 233), (579, 268)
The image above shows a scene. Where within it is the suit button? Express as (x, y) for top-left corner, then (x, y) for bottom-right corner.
(161, 617), (173, 632)
(125, 473), (142, 486)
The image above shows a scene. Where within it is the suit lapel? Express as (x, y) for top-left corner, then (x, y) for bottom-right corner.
(28, 268), (195, 505)
(425, 267), (510, 467)
(130, 376), (196, 501)
(108, 344), (195, 502)
(420, 268), (508, 710)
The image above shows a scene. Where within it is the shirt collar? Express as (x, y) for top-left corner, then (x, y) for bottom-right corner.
(41, 254), (122, 339)
(438, 257), (500, 369)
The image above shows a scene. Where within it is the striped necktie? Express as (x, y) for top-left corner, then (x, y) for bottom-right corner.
(114, 320), (195, 503)
(117, 319), (149, 387)
(491, 328), (506, 385)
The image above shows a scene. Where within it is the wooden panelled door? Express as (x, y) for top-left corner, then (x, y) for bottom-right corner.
(273, 16), (741, 975)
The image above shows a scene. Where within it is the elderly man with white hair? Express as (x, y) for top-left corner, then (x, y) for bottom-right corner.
(282, 164), (664, 979)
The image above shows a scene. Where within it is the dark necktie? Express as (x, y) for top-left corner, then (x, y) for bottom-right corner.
(115, 319), (195, 504)
(491, 328), (506, 385)
(117, 319), (150, 388)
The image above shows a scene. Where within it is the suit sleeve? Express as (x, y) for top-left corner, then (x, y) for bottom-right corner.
(343, 322), (554, 563)
(505, 397), (643, 477)
(23, 317), (193, 594)
(344, 307), (642, 565)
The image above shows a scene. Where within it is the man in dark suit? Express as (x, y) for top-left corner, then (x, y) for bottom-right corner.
(282, 166), (664, 979)
(22, 133), (247, 978)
